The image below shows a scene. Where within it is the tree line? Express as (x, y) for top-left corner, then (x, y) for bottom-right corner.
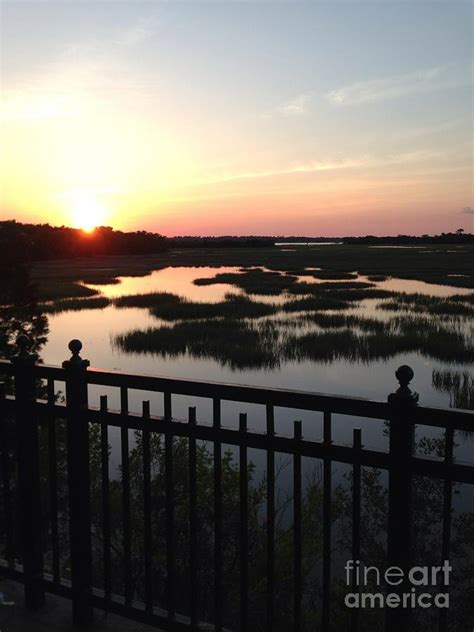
(0, 221), (169, 262)
(1, 221), (472, 267)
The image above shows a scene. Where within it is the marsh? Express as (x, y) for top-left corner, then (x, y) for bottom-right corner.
(29, 245), (472, 429)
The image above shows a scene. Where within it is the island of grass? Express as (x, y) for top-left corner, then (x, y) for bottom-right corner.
(115, 312), (473, 368)
(115, 292), (277, 320)
(193, 269), (299, 295)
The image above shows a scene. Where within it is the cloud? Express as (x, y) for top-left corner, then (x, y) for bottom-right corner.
(125, 148), (442, 194)
(462, 206), (474, 214)
(273, 93), (313, 117)
(262, 93), (314, 119)
(114, 15), (162, 49)
(326, 63), (471, 106)
(63, 13), (162, 59)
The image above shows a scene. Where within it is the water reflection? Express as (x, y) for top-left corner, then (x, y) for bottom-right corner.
(87, 266), (244, 302)
(432, 369), (473, 410)
(33, 265), (473, 418)
(86, 265), (474, 300)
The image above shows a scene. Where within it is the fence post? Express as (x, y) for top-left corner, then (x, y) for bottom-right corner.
(385, 365), (418, 632)
(63, 339), (93, 626)
(11, 334), (45, 610)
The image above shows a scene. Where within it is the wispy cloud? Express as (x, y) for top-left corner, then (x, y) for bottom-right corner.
(117, 15), (162, 48)
(192, 150), (441, 186)
(326, 63), (471, 105)
(64, 14), (162, 58)
(462, 206), (474, 214)
(272, 93), (313, 117)
(121, 149), (442, 195)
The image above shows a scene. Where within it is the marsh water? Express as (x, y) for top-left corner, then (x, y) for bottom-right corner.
(38, 265), (474, 478)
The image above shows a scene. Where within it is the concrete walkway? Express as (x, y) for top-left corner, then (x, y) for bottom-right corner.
(0, 580), (161, 632)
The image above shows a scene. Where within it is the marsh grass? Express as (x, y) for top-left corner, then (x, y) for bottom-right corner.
(283, 268), (314, 276)
(80, 276), (120, 285)
(117, 321), (473, 365)
(283, 297), (352, 312)
(286, 280), (376, 296)
(193, 270), (298, 295)
(317, 281), (375, 290)
(36, 281), (99, 301)
(303, 313), (387, 332)
(312, 287), (394, 301)
(31, 249), (473, 374)
(451, 294), (474, 304)
(115, 319), (281, 369)
(432, 370), (473, 410)
(114, 292), (276, 320)
(378, 293), (474, 317)
(287, 328), (473, 363)
(114, 298), (473, 368)
(289, 281), (395, 302)
(114, 292), (181, 308)
(41, 296), (111, 313)
(367, 275), (389, 282)
(310, 271), (358, 280)
(149, 295), (276, 320)
(30, 244), (474, 295)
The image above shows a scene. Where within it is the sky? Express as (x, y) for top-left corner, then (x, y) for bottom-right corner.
(0, 1), (472, 236)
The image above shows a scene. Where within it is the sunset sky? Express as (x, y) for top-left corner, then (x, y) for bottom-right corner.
(1, 1), (472, 236)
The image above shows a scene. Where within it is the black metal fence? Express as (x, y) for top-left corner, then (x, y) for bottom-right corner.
(0, 335), (473, 631)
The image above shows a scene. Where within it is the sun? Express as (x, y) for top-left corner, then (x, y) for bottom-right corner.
(68, 191), (109, 232)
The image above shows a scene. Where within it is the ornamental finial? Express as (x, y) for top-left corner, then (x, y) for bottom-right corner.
(62, 339), (90, 370)
(388, 365), (418, 406)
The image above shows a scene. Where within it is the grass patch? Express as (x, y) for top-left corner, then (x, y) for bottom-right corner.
(304, 313), (387, 332)
(41, 296), (111, 313)
(115, 292), (276, 320)
(286, 282), (320, 295)
(150, 295), (276, 321)
(283, 297), (352, 312)
(115, 292), (181, 308)
(451, 293), (474, 304)
(283, 268), (314, 276)
(287, 282), (391, 302)
(378, 293), (474, 317)
(432, 370), (473, 410)
(310, 271), (358, 280)
(314, 288), (394, 301)
(36, 281), (99, 301)
(287, 327), (473, 363)
(115, 319), (280, 369)
(367, 275), (389, 282)
(115, 303), (472, 367)
(287, 280), (376, 295)
(80, 276), (120, 285)
(317, 281), (375, 290)
(193, 270), (298, 295)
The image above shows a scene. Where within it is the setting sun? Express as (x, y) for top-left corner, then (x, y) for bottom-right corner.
(68, 191), (109, 232)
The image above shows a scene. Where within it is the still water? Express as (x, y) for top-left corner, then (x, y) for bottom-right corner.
(39, 266), (473, 474)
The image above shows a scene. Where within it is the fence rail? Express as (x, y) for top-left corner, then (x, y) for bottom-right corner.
(0, 335), (473, 631)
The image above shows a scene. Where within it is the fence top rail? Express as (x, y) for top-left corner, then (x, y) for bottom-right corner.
(1, 356), (473, 429)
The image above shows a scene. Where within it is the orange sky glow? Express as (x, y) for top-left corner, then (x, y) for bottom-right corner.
(1, 3), (472, 236)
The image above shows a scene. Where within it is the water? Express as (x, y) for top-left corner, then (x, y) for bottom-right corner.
(38, 265), (472, 461)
